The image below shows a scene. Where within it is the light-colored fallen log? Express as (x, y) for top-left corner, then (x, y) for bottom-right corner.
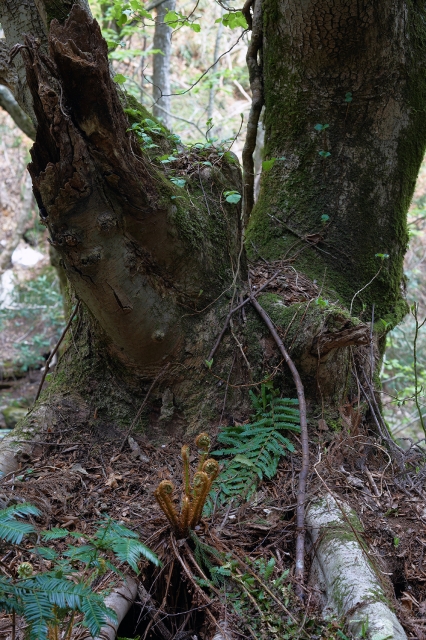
(307, 495), (406, 640)
(94, 577), (138, 640)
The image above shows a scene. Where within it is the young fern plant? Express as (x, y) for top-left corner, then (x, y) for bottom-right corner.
(154, 433), (219, 538)
(205, 385), (300, 513)
(0, 505), (160, 640)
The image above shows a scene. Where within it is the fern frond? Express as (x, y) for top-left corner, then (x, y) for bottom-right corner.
(41, 528), (74, 541)
(80, 593), (116, 637)
(0, 518), (36, 544)
(1, 503), (40, 518)
(205, 391), (300, 513)
(110, 538), (161, 571)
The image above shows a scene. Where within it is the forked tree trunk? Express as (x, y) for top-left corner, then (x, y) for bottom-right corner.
(0, 1), (426, 637)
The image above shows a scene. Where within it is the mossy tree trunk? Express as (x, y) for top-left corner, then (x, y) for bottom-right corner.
(247, 0), (426, 324)
(0, 0), (424, 467)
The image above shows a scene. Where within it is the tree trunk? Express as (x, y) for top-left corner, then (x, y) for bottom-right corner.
(152, 0), (174, 128)
(247, 0), (426, 322)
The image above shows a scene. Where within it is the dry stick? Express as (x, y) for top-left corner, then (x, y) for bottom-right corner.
(249, 294), (309, 599)
(242, 0), (264, 224)
(35, 301), (81, 402)
(119, 362), (170, 452)
(207, 270), (280, 362)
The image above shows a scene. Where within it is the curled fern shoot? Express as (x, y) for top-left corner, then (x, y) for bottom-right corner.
(154, 433), (216, 537)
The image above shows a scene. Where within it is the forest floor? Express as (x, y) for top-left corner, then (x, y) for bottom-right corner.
(0, 406), (426, 639)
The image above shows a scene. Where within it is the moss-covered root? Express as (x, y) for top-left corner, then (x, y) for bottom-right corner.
(306, 495), (406, 640)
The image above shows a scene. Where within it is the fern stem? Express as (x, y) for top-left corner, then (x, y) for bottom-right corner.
(181, 445), (191, 499)
(154, 481), (182, 536)
(190, 472), (210, 528)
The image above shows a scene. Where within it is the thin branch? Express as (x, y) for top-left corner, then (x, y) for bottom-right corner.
(0, 85), (36, 139)
(35, 301), (81, 402)
(144, 31), (247, 98)
(248, 289), (309, 599)
(207, 270), (280, 362)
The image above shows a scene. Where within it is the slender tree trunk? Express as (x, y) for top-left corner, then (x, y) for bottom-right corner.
(207, 10), (224, 122)
(152, 0), (174, 127)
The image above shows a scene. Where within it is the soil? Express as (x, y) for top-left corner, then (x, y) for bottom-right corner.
(0, 403), (425, 639)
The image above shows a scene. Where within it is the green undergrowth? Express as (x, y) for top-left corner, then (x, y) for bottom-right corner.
(204, 384), (300, 514)
(0, 267), (64, 373)
(0, 502), (159, 640)
(189, 531), (353, 639)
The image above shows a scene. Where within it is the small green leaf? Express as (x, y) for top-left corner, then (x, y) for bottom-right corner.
(318, 150), (331, 158)
(223, 190), (241, 204)
(170, 177), (186, 188)
(320, 214), (329, 224)
(114, 74), (127, 85)
(375, 252), (389, 259)
(314, 123), (329, 131)
(190, 23), (201, 32)
(262, 158), (276, 172)
(216, 11), (248, 29)
(345, 91), (353, 103)
(205, 359), (213, 369)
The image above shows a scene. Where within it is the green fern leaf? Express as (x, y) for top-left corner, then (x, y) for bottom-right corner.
(205, 390), (300, 512)
(111, 538), (161, 571)
(0, 518), (35, 544)
(80, 593), (116, 637)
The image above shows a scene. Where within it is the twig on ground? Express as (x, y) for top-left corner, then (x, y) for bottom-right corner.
(35, 301), (81, 402)
(248, 287), (309, 599)
(219, 352), (236, 426)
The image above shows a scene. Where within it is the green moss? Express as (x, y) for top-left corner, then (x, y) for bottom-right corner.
(248, 0), (426, 324)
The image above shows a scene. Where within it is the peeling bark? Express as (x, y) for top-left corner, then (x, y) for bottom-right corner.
(307, 496), (407, 640)
(18, 5), (242, 371)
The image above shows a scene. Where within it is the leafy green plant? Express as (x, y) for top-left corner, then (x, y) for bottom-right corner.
(0, 503), (159, 639)
(164, 8), (201, 32)
(314, 123), (329, 131)
(262, 158), (276, 172)
(216, 11), (248, 30)
(205, 385), (300, 512)
(223, 190), (241, 204)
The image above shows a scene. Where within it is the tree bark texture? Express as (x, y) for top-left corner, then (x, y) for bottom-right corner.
(247, 0), (426, 322)
(152, 0), (174, 128)
(16, 4), (242, 375)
